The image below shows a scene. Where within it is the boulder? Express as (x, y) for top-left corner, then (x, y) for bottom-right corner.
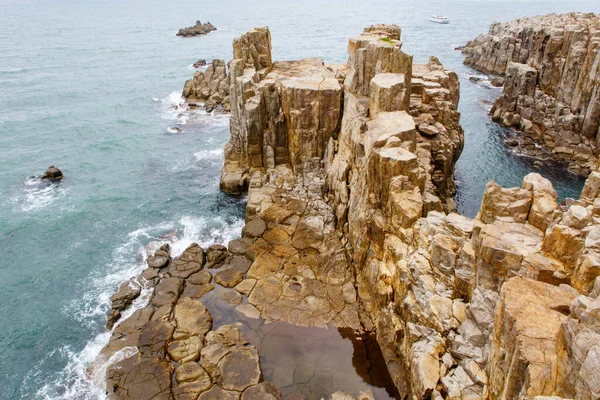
(41, 165), (63, 181)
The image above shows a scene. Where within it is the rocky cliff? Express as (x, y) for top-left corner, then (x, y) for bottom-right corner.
(462, 12), (600, 175)
(95, 25), (600, 400)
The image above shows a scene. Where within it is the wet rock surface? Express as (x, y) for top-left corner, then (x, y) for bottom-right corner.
(463, 12), (600, 176)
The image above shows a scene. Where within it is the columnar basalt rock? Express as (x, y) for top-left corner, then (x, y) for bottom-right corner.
(221, 26), (344, 193)
(463, 12), (600, 175)
(101, 25), (600, 400)
(91, 243), (285, 400)
(182, 59), (230, 112)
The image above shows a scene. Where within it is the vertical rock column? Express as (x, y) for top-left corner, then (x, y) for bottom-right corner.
(280, 71), (343, 171)
(221, 27), (273, 194)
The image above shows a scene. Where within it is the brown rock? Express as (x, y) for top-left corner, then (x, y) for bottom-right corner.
(173, 298), (213, 340)
(488, 277), (576, 399)
(198, 385), (240, 400)
(41, 165), (63, 181)
(216, 346), (262, 391)
(215, 268), (244, 288)
(242, 218), (267, 238)
(241, 382), (282, 400)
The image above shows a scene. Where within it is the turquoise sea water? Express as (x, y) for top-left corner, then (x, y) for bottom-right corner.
(0, 0), (597, 398)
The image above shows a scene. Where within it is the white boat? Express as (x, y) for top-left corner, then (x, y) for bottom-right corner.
(429, 15), (450, 24)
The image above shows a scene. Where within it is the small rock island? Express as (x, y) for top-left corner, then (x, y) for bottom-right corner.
(177, 20), (217, 37)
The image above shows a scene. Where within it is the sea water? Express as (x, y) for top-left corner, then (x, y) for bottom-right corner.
(0, 0), (597, 398)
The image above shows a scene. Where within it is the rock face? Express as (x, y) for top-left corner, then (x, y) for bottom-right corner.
(214, 25), (600, 400)
(100, 24), (600, 400)
(220, 25), (463, 202)
(177, 20), (217, 37)
(183, 59), (230, 112)
(462, 12), (600, 175)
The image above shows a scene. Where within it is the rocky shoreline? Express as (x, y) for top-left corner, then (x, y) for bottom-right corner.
(95, 24), (600, 400)
(462, 12), (600, 176)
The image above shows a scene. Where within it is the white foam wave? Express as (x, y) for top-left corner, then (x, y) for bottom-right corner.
(31, 213), (243, 399)
(170, 147), (224, 172)
(194, 148), (224, 161)
(187, 64), (209, 71)
(11, 178), (68, 213)
(158, 90), (187, 122)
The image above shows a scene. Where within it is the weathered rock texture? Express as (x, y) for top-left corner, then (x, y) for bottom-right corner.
(220, 25), (463, 204)
(177, 20), (217, 37)
(91, 242), (284, 400)
(100, 24), (600, 400)
(183, 59), (230, 112)
(463, 12), (600, 175)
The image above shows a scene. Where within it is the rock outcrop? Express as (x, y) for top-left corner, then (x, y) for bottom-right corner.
(462, 12), (600, 175)
(220, 25), (463, 204)
(183, 59), (230, 112)
(99, 24), (600, 400)
(177, 21), (217, 37)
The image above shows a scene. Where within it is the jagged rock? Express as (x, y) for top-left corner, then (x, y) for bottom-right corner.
(177, 21), (217, 37)
(403, 323), (444, 398)
(107, 279), (141, 329)
(183, 59), (229, 112)
(488, 277), (576, 399)
(242, 218), (267, 238)
(99, 24), (600, 400)
(147, 246), (171, 269)
(206, 244), (227, 267)
(476, 180), (532, 224)
(523, 173), (559, 231)
(370, 73), (408, 115)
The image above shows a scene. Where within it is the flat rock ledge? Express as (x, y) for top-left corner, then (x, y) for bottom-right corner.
(462, 12), (600, 176)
